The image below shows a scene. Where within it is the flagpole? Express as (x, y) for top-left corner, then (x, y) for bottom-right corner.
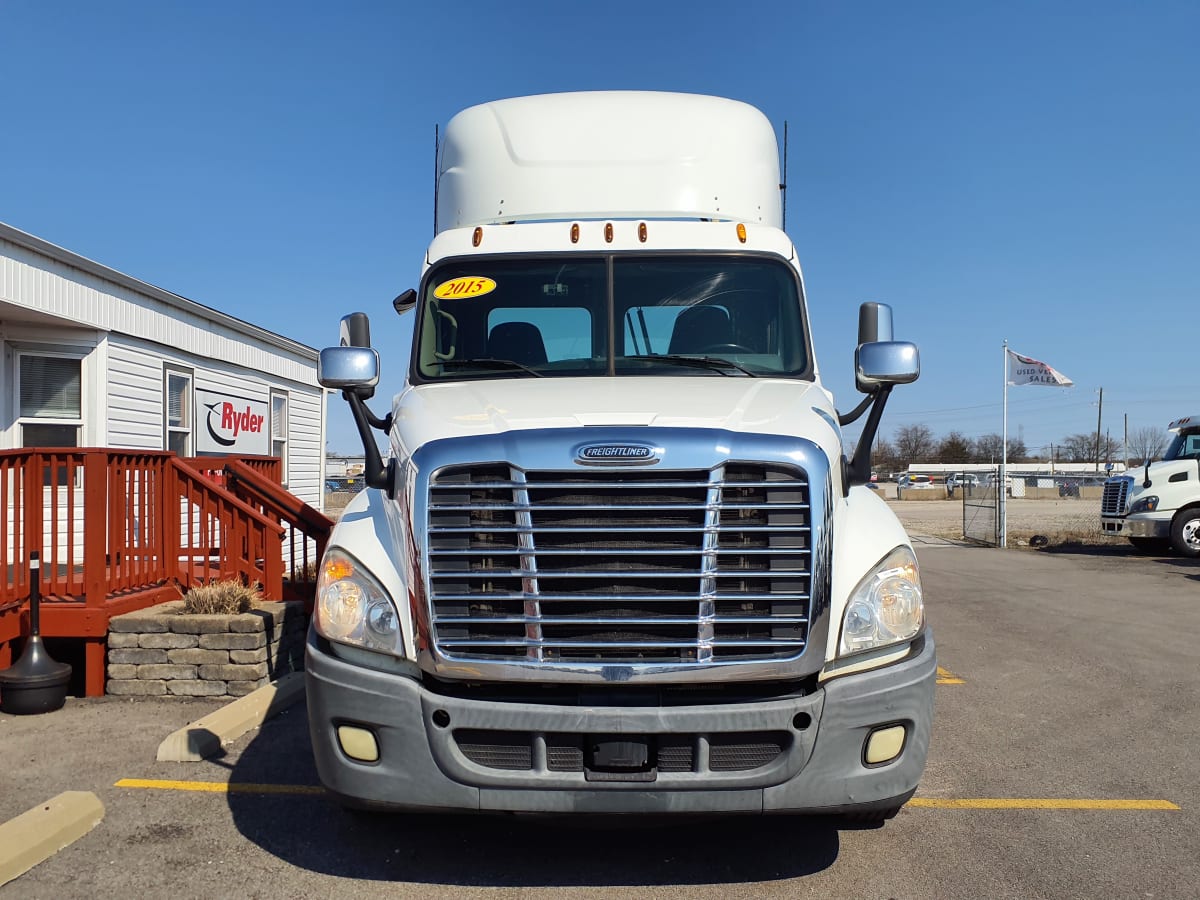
(1001, 340), (1008, 548)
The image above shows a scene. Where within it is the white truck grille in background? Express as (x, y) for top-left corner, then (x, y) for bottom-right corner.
(1101, 478), (1131, 517)
(426, 463), (812, 665)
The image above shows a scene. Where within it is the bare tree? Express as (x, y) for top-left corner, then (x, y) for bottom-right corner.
(872, 436), (899, 474)
(1060, 432), (1119, 464)
(893, 424), (936, 468)
(1059, 432), (1097, 462)
(937, 431), (972, 463)
(972, 433), (1004, 463)
(1127, 425), (1168, 462)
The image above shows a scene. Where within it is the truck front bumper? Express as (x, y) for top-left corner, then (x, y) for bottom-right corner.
(305, 629), (936, 815)
(1101, 515), (1171, 539)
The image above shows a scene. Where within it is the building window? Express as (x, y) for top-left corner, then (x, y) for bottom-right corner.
(164, 368), (193, 456)
(270, 390), (288, 483)
(19, 354), (82, 448)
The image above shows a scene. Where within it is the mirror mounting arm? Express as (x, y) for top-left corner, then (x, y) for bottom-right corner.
(344, 391), (394, 493)
(845, 385), (893, 494)
(837, 393), (875, 427)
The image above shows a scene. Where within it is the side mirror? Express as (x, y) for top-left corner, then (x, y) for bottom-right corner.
(339, 312), (372, 348)
(318, 346), (380, 390)
(858, 302), (894, 344)
(855, 341), (920, 392)
(392, 289), (417, 315)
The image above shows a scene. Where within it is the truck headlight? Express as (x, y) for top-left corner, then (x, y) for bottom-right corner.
(1129, 496), (1159, 514)
(838, 546), (924, 657)
(315, 549), (405, 657)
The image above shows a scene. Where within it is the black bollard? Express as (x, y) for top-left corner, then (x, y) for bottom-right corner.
(0, 551), (73, 714)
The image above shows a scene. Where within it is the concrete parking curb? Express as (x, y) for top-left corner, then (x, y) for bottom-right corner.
(156, 671), (305, 762)
(0, 791), (105, 887)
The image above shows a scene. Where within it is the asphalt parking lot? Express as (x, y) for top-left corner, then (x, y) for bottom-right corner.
(2, 541), (1197, 898)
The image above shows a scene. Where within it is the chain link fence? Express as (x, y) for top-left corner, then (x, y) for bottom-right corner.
(888, 470), (1116, 547)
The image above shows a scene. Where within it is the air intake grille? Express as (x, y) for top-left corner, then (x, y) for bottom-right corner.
(427, 462), (811, 665)
(1101, 478), (1131, 517)
(453, 729), (789, 773)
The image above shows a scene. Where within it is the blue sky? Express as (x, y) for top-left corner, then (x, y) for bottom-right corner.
(2, 1), (1195, 455)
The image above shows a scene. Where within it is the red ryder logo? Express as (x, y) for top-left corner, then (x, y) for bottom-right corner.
(204, 401), (265, 447)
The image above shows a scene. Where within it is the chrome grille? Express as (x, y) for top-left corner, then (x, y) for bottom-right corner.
(1101, 478), (1131, 517)
(426, 462), (812, 665)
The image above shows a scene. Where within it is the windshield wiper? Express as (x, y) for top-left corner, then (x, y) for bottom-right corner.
(626, 354), (756, 376)
(439, 358), (545, 377)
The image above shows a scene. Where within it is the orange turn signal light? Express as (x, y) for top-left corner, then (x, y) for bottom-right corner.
(736, 223), (747, 243)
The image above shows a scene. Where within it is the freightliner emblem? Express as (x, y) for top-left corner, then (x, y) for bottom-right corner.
(576, 443), (660, 466)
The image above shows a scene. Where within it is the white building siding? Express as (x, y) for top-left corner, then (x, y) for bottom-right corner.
(105, 338), (166, 448)
(2, 222), (325, 583)
(104, 334), (324, 505)
(285, 388), (324, 507)
(0, 235), (313, 384)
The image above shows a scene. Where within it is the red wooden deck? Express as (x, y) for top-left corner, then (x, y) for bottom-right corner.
(1, 449), (332, 695)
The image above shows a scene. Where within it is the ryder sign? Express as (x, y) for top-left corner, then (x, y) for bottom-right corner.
(195, 389), (269, 455)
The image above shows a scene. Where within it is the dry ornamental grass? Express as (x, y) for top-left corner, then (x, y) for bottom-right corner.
(181, 580), (264, 615)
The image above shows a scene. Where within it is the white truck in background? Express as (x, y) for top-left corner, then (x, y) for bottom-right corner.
(308, 91), (934, 822)
(1101, 415), (1200, 557)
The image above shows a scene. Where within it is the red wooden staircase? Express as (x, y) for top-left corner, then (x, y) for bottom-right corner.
(1, 449), (332, 695)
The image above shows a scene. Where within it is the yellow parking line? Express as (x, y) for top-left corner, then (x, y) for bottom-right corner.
(115, 778), (323, 796)
(113, 780), (1179, 812)
(936, 665), (965, 685)
(909, 798), (1179, 810)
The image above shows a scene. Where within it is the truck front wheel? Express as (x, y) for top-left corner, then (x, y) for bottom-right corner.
(839, 805), (904, 828)
(1170, 508), (1200, 558)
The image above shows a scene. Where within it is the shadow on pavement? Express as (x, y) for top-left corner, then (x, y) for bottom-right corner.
(224, 699), (841, 886)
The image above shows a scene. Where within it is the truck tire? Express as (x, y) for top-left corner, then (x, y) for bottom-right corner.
(839, 805), (903, 827)
(1128, 536), (1170, 554)
(1170, 508), (1200, 558)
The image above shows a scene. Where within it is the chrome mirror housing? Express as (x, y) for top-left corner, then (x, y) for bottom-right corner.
(318, 346), (380, 390)
(855, 341), (920, 392)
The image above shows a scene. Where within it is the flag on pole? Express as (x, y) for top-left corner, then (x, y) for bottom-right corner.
(1006, 349), (1074, 387)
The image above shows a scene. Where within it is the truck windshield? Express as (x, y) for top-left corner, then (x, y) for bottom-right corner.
(1163, 429), (1200, 461)
(414, 255), (809, 380)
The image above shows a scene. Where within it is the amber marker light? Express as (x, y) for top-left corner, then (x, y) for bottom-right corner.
(570, 223), (580, 243)
(736, 223), (748, 243)
(472, 227), (483, 247)
(604, 223), (614, 243)
(323, 556), (354, 581)
(638, 222), (648, 242)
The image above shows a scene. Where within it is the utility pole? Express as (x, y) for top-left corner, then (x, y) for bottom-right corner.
(1094, 387), (1103, 474)
(1124, 412), (1128, 469)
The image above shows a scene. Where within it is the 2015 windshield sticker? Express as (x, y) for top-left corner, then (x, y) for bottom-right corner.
(434, 276), (496, 299)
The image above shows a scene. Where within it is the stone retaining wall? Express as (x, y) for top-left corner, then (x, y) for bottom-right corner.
(106, 600), (306, 697)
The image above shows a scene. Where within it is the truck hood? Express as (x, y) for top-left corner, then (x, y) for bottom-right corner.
(1131, 458), (1200, 489)
(392, 377), (843, 459)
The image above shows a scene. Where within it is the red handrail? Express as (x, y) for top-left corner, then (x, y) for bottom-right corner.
(2, 448), (298, 692)
(222, 459), (332, 608)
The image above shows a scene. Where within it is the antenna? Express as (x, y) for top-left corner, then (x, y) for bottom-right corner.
(780, 120), (788, 231)
(439, 123), (444, 237)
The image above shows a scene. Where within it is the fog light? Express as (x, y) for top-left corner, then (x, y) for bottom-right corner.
(337, 725), (380, 763)
(864, 725), (906, 765)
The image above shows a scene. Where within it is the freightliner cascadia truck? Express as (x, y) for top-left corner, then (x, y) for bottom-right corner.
(1101, 415), (1200, 557)
(307, 91), (935, 822)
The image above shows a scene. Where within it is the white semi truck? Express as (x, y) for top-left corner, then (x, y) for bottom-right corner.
(308, 91), (935, 821)
(1101, 415), (1200, 557)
